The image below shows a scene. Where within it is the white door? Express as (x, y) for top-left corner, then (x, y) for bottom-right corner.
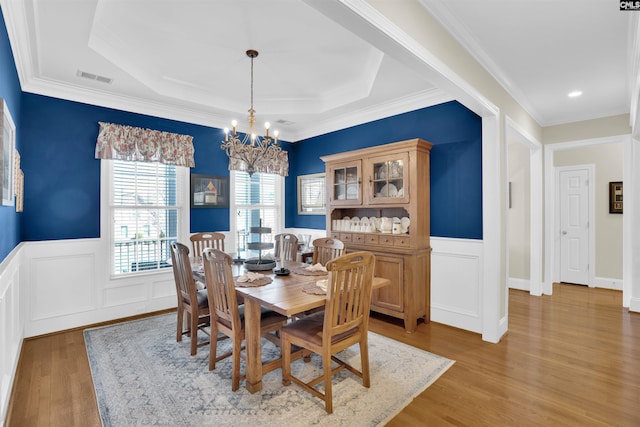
(559, 168), (590, 285)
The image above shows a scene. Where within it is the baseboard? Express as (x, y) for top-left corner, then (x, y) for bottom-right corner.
(592, 276), (623, 291)
(508, 277), (530, 291)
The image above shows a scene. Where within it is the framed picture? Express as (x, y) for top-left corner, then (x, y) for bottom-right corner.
(298, 173), (326, 215)
(190, 174), (229, 208)
(15, 168), (23, 212)
(1, 99), (16, 206)
(609, 181), (623, 214)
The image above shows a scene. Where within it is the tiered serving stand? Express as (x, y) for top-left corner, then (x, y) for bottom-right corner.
(244, 222), (276, 271)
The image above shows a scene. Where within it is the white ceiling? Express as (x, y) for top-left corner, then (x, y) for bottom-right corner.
(422, 0), (632, 127)
(1, 0), (634, 142)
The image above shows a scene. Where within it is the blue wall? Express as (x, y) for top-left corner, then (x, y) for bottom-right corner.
(19, 97), (481, 245)
(287, 101), (483, 239)
(19, 94), (292, 241)
(0, 6), (22, 261)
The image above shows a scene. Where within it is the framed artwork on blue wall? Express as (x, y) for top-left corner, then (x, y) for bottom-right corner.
(190, 174), (229, 208)
(298, 173), (326, 215)
(0, 99), (16, 206)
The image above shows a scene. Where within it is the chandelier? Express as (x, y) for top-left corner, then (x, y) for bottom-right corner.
(221, 50), (288, 177)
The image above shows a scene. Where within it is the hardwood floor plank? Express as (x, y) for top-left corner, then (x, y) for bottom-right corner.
(5, 284), (640, 426)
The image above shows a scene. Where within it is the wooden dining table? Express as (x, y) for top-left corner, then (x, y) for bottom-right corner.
(192, 259), (390, 393)
(232, 262), (391, 393)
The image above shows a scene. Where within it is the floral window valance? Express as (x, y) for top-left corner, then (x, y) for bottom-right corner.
(95, 122), (195, 167)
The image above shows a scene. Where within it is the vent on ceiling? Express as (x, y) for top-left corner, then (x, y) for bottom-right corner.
(77, 69), (113, 84)
(275, 119), (295, 126)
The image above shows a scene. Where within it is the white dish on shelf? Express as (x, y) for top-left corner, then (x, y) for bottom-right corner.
(379, 183), (398, 197)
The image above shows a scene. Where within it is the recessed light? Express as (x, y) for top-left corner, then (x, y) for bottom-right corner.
(568, 91), (582, 98)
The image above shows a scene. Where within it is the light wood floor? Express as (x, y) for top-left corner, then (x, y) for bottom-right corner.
(6, 283), (640, 426)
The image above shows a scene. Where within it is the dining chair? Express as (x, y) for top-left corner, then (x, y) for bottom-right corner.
(311, 237), (344, 265)
(190, 232), (225, 258)
(274, 233), (298, 262)
(170, 242), (211, 356)
(280, 251), (376, 413)
(202, 248), (288, 391)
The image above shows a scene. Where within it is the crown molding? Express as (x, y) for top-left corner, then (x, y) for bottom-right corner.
(20, 75), (452, 143)
(289, 88), (453, 141)
(417, 0), (544, 125)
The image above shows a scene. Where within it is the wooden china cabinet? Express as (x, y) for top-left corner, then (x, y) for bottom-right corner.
(321, 138), (432, 332)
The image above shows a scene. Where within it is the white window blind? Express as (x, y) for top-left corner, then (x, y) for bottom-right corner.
(110, 160), (180, 274)
(232, 171), (282, 257)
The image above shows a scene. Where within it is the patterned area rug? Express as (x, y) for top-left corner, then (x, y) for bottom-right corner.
(84, 314), (454, 427)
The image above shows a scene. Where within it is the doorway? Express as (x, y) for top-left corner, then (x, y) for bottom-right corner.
(506, 117), (543, 296)
(545, 136), (626, 298)
(558, 166), (592, 286)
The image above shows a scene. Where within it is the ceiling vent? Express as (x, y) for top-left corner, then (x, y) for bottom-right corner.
(77, 69), (113, 84)
(275, 119), (295, 126)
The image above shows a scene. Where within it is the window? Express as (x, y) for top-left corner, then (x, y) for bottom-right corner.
(231, 171), (283, 257)
(104, 160), (188, 275)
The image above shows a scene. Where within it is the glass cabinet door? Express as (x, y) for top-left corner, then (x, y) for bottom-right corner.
(366, 153), (409, 204)
(328, 160), (362, 205)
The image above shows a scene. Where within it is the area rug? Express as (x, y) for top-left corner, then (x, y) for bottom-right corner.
(84, 314), (454, 427)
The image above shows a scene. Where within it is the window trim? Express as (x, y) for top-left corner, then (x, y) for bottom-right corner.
(229, 170), (284, 252)
(100, 159), (190, 279)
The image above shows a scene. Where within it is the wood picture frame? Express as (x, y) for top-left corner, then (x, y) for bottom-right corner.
(1, 99), (16, 206)
(298, 173), (326, 215)
(609, 181), (623, 214)
(190, 174), (229, 208)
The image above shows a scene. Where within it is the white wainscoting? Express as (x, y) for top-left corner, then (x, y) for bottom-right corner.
(23, 238), (176, 338)
(430, 237), (484, 333)
(0, 244), (23, 425)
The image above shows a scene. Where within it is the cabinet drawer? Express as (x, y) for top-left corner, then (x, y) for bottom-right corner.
(352, 233), (366, 244)
(340, 233), (353, 243)
(365, 234), (379, 244)
(378, 234), (394, 245)
(330, 232), (341, 240)
(394, 235), (411, 247)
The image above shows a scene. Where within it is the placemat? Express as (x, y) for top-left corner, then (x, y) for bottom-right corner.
(234, 276), (273, 287)
(301, 282), (327, 295)
(291, 266), (328, 276)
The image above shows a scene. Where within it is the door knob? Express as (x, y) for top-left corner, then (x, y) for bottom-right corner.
(562, 230), (567, 235)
